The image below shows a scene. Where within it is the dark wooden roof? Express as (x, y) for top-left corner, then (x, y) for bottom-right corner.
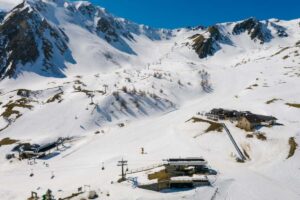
(36, 142), (57, 153)
(255, 114), (277, 121)
(244, 114), (277, 123)
(244, 115), (262, 123)
(168, 158), (205, 162)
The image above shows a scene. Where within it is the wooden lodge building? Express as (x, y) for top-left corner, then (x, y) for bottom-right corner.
(10, 141), (58, 159)
(139, 157), (213, 191)
(206, 108), (277, 131)
(163, 157), (209, 175)
(164, 157), (207, 167)
(237, 114), (277, 131)
(207, 108), (250, 120)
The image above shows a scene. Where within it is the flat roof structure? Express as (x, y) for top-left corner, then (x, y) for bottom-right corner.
(164, 157), (207, 166)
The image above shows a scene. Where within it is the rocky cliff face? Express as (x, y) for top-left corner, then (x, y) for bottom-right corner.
(189, 17), (293, 59)
(190, 25), (225, 58)
(0, 1), (71, 79)
(0, 0), (298, 78)
(0, 11), (5, 22)
(65, 1), (169, 52)
(0, 3), (39, 78)
(73, 2), (134, 42)
(269, 21), (288, 38)
(232, 17), (272, 43)
(0, 0), (173, 79)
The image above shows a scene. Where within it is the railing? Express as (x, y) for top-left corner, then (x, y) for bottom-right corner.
(221, 123), (246, 161)
(210, 188), (219, 200)
(127, 163), (164, 174)
(170, 178), (209, 183)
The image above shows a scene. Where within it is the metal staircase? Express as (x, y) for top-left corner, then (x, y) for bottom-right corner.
(221, 123), (246, 161)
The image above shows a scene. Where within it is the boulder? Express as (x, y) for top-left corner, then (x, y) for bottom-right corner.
(88, 190), (98, 199)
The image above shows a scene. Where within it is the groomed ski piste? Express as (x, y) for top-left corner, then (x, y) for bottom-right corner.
(0, 1), (300, 199)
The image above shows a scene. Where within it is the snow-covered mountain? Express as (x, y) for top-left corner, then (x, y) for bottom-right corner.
(0, 0), (172, 79)
(0, 1), (299, 200)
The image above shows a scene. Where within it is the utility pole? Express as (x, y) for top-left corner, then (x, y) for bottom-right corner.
(117, 158), (128, 182)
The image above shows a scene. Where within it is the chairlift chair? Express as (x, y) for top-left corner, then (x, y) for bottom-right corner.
(29, 169), (34, 177)
(101, 162), (105, 170)
(51, 171), (55, 179)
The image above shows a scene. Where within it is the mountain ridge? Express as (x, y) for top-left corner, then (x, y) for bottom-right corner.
(0, 1), (300, 200)
(0, 1), (299, 80)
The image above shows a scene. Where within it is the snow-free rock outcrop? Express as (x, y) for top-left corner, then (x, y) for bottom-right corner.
(232, 17), (272, 43)
(190, 25), (228, 58)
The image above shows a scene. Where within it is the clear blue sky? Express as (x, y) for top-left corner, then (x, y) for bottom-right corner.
(84, 0), (299, 29)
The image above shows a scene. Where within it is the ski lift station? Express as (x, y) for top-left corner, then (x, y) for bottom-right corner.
(127, 157), (216, 192)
